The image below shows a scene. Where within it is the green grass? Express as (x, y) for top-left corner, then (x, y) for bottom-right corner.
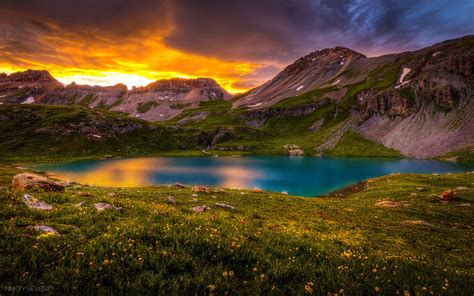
(270, 87), (337, 109)
(137, 101), (159, 113)
(79, 94), (96, 106)
(438, 146), (474, 163)
(0, 163), (473, 294)
(170, 103), (191, 110)
(328, 132), (401, 158)
(0, 105), (199, 161)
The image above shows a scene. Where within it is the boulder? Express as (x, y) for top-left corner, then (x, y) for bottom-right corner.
(192, 186), (211, 193)
(283, 144), (304, 156)
(22, 194), (53, 211)
(94, 202), (123, 213)
(215, 203), (235, 210)
(174, 182), (186, 189)
(27, 225), (60, 236)
(12, 173), (64, 192)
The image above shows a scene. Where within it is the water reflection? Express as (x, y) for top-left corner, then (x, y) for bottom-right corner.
(46, 157), (261, 189)
(37, 156), (474, 196)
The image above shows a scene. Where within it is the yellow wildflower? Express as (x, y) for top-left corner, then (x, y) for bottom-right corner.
(305, 282), (314, 293)
(342, 250), (352, 257)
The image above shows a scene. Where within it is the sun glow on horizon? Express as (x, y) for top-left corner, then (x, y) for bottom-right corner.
(0, 65), (253, 94)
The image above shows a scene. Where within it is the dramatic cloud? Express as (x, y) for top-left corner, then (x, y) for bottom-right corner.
(0, 0), (472, 92)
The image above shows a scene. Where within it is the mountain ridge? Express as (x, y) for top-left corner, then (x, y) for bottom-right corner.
(0, 35), (473, 160)
(0, 72), (231, 121)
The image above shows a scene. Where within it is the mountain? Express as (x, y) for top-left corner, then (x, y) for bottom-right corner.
(229, 35), (473, 158)
(0, 36), (472, 160)
(0, 72), (231, 121)
(234, 47), (366, 108)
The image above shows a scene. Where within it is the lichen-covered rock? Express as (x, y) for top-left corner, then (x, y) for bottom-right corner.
(12, 173), (64, 192)
(22, 194), (53, 211)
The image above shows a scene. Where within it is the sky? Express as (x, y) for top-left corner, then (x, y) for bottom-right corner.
(0, 0), (473, 93)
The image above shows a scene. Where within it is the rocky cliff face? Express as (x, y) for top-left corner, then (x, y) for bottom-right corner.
(0, 72), (231, 121)
(354, 38), (474, 157)
(234, 35), (474, 158)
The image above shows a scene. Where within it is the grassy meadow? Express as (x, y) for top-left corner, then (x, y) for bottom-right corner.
(0, 162), (473, 294)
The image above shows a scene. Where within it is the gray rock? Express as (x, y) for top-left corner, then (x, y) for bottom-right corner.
(166, 196), (177, 205)
(27, 225), (60, 236)
(22, 194), (53, 211)
(191, 205), (210, 213)
(215, 203), (235, 210)
(402, 220), (434, 227)
(75, 201), (87, 208)
(174, 182), (186, 188)
(94, 202), (123, 212)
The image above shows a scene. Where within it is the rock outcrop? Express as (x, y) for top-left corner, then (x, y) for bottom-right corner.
(12, 173), (64, 192)
(283, 144), (304, 156)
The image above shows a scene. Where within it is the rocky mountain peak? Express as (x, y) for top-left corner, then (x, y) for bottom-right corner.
(141, 77), (222, 92)
(0, 69), (58, 83)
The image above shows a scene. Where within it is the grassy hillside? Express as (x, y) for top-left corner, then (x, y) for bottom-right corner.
(0, 102), (402, 160)
(1, 164), (473, 294)
(0, 105), (198, 161)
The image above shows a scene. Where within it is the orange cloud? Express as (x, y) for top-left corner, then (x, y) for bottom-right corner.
(0, 12), (265, 93)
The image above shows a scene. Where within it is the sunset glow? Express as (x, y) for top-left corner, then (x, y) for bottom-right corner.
(1, 1), (473, 93)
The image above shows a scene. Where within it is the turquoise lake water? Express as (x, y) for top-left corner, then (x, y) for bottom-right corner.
(35, 156), (474, 196)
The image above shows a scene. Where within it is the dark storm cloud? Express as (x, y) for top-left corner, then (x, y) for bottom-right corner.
(165, 0), (474, 61)
(0, 0), (472, 90)
(1, 0), (472, 62)
(165, 0), (353, 62)
(0, 0), (169, 37)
